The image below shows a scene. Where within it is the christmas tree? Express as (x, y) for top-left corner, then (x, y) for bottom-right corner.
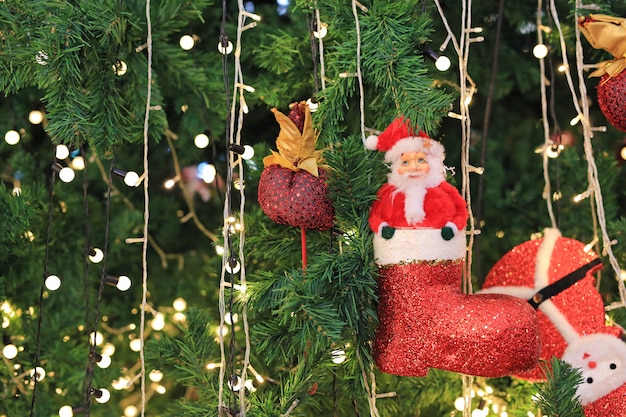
(1, 0), (625, 416)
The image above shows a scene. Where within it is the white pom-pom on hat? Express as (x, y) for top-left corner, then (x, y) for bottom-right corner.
(365, 134), (379, 151)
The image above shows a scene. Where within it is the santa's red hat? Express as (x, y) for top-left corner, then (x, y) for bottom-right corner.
(365, 117), (444, 163)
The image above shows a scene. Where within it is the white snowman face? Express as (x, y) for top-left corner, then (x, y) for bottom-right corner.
(562, 333), (626, 405)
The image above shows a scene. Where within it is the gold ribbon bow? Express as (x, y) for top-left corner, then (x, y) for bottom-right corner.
(579, 14), (626, 78)
(263, 102), (323, 177)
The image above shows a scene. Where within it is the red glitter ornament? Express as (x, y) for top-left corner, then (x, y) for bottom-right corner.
(258, 165), (333, 230)
(597, 71), (626, 131)
(481, 228), (626, 417)
(258, 102), (334, 231)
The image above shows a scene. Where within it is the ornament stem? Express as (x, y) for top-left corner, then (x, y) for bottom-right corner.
(301, 226), (307, 271)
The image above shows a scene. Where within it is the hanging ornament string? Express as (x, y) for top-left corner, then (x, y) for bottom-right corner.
(218, 0), (254, 415)
(433, 1), (480, 416)
(84, 159), (114, 417)
(314, 4), (326, 91)
(28, 156), (57, 417)
(548, 0), (625, 308)
(569, 0), (626, 309)
(536, 0), (558, 229)
(139, 0), (153, 414)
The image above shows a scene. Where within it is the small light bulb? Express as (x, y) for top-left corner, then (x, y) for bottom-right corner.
(179, 35), (195, 50)
(94, 388), (111, 404)
(89, 248), (104, 263)
(5, 130), (20, 145)
(225, 260), (241, 274)
(124, 405), (138, 417)
(124, 171), (140, 187)
(164, 178), (176, 189)
(59, 405), (74, 417)
(218, 40), (234, 55)
(241, 145), (255, 160)
(149, 369), (164, 382)
(113, 60), (127, 76)
(533, 43), (548, 59)
(558, 64), (567, 72)
(55, 145), (70, 160)
(90, 331), (104, 346)
(97, 354), (112, 368)
(331, 349), (346, 364)
(454, 397), (466, 411)
(198, 162), (216, 183)
(620, 146), (626, 161)
(194, 133), (210, 149)
(435, 55), (451, 71)
(173, 297), (187, 312)
(151, 313), (165, 331)
(116, 275), (131, 291)
(29, 110), (44, 125)
(3, 344), (18, 359)
(45, 274), (61, 291)
(58, 167), (75, 183)
(30, 366), (46, 381)
(71, 156), (85, 170)
(215, 245), (225, 256)
(313, 22), (328, 39)
(102, 342), (116, 356)
(224, 312), (238, 324)
(129, 338), (142, 352)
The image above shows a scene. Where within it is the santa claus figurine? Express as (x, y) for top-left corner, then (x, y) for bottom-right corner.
(366, 117), (541, 378)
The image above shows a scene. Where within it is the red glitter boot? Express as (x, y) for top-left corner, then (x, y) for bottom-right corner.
(372, 231), (542, 378)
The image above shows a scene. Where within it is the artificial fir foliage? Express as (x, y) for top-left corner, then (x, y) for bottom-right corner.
(0, 0), (626, 416)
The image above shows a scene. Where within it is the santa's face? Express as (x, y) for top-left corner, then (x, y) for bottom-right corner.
(397, 151), (430, 177)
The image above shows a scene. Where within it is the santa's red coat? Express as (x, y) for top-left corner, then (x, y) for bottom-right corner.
(368, 181), (468, 233)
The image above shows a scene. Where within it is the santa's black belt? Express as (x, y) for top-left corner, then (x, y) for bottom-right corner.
(527, 258), (602, 309)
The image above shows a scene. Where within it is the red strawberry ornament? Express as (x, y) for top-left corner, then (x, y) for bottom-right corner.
(258, 102), (334, 231)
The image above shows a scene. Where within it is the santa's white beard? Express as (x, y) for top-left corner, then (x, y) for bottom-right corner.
(388, 168), (445, 225)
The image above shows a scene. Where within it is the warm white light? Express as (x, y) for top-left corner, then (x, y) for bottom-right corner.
(129, 338), (142, 352)
(215, 325), (229, 338)
(154, 384), (167, 394)
(533, 43), (548, 59)
(198, 162), (216, 184)
(113, 60), (128, 76)
(30, 366), (46, 381)
(215, 245), (225, 256)
(102, 342), (116, 356)
(4, 130), (20, 145)
(124, 171), (140, 187)
(225, 260), (241, 274)
(90, 331), (104, 346)
(149, 369), (164, 382)
(570, 114), (582, 126)
(124, 405), (138, 417)
(218, 40), (234, 54)
(173, 312), (186, 322)
(435, 55), (451, 71)
(558, 64), (567, 72)
(45, 274), (61, 291)
(71, 156), (85, 170)
(224, 312), (238, 325)
(97, 354), (111, 369)
(546, 144), (564, 159)
(331, 349), (346, 364)
(59, 405), (74, 417)
(29, 110), (44, 125)
(151, 313), (165, 331)
(112, 377), (131, 390)
(228, 375), (243, 391)
(313, 22), (328, 39)
(3, 344), (18, 359)
(173, 297), (187, 312)
(454, 397), (466, 411)
(56, 144), (70, 159)
(89, 248), (104, 263)
(241, 145), (255, 160)
(179, 35), (195, 50)
(116, 275), (131, 291)
(620, 146), (626, 161)
(194, 133), (209, 149)
(164, 178), (176, 189)
(472, 409), (488, 417)
(58, 167), (75, 183)
(94, 388), (111, 403)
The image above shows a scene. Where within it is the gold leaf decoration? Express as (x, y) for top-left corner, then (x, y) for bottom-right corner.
(579, 14), (626, 78)
(262, 102), (322, 177)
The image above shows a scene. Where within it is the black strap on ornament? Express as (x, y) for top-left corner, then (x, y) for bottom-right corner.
(527, 258), (602, 309)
